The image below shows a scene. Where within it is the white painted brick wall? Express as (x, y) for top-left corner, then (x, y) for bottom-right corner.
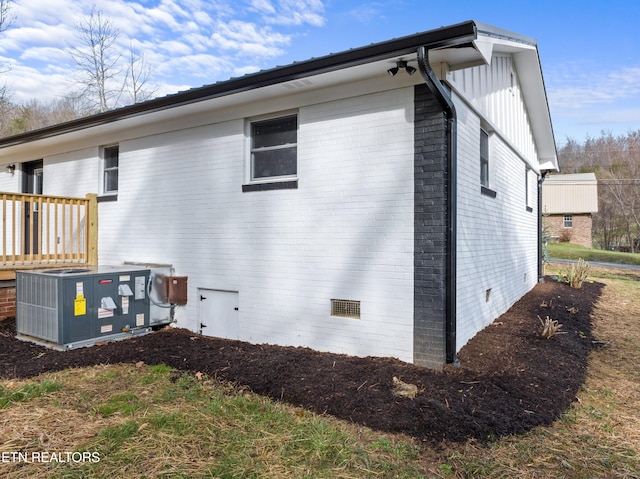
(45, 148), (100, 197)
(455, 93), (539, 351)
(0, 170), (21, 192)
(96, 87), (416, 362)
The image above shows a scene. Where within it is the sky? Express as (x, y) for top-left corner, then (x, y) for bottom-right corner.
(1, 0), (639, 146)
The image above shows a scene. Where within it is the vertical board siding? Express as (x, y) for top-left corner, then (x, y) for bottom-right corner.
(97, 88), (416, 362)
(448, 55), (538, 163)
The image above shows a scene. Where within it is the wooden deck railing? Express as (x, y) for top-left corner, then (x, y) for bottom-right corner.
(0, 193), (97, 276)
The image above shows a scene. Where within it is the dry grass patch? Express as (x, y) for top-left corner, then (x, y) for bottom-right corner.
(0, 364), (430, 479)
(438, 270), (640, 478)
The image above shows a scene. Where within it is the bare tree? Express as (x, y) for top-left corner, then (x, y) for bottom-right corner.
(69, 6), (123, 112)
(2, 96), (86, 135)
(0, 0), (14, 105)
(69, 7), (158, 112)
(125, 43), (157, 104)
(560, 130), (640, 252)
(0, 0), (14, 33)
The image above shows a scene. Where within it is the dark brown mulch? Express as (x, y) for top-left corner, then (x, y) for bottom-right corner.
(0, 278), (603, 444)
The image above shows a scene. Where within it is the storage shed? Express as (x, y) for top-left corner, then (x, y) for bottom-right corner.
(542, 173), (599, 248)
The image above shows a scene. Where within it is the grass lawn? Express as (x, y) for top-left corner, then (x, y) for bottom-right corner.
(1, 267), (639, 478)
(547, 242), (640, 266)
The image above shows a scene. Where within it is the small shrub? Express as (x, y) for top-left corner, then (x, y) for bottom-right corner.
(539, 315), (565, 339)
(558, 229), (573, 243)
(566, 258), (590, 288)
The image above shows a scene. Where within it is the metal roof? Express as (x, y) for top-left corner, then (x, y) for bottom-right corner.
(544, 173), (597, 184)
(0, 19), (556, 169)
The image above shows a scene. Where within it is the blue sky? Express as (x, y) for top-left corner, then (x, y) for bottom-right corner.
(1, 0), (639, 146)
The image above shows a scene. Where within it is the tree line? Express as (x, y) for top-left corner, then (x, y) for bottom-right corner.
(557, 131), (640, 252)
(0, 1), (156, 137)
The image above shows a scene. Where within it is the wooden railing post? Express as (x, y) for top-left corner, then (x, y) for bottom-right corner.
(86, 193), (98, 266)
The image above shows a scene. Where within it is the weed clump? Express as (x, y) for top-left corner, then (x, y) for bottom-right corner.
(538, 315), (565, 339)
(565, 258), (591, 288)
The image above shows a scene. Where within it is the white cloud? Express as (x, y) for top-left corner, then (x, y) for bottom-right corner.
(232, 64), (262, 77)
(547, 63), (640, 110)
(1, 23), (76, 53)
(2, 62), (73, 103)
(262, 0), (326, 26)
(548, 63), (640, 142)
(1, 0), (328, 104)
(19, 46), (70, 65)
(210, 20), (290, 57)
(13, 0), (84, 26)
(163, 53), (234, 80)
(250, 0), (277, 15)
(346, 1), (405, 24)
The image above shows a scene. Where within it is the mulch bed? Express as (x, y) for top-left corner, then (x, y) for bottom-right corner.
(0, 278), (603, 444)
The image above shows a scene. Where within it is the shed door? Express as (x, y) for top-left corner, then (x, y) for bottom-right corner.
(198, 289), (239, 339)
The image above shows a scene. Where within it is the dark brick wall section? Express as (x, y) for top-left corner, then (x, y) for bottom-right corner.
(413, 84), (449, 369)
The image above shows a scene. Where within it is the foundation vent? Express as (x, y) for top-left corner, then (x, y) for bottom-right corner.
(331, 299), (360, 319)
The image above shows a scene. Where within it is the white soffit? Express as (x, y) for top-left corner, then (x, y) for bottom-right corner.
(472, 39), (495, 65)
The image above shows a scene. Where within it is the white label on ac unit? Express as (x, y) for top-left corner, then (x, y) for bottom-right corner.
(122, 296), (129, 315)
(135, 276), (146, 300)
(119, 275), (131, 282)
(101, 324), (113, 333)
(136, 313), (145, 326)
(98, 308), (114, 319)
(76, 282), (83, 295)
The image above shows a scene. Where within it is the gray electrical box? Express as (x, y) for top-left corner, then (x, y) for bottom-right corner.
(16, 265), (151, 350)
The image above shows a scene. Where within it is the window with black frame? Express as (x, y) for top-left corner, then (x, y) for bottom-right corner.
(103, 145), (119, 195)
(480, 129), (489, 188)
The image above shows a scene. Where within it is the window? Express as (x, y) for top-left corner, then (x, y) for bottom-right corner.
(480, 129), (489, 188)
(480, 128), (496, 197)
(563, 214), (573, 228)
(102, 145), (119, 195)
(250, 114), (297, 181)
(525, 168), (530, 207)
(525, 167), (533, 212)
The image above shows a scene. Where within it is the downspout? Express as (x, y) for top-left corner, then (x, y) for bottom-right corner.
(538, 171), (550, 281)
(417, 46), (458, 365)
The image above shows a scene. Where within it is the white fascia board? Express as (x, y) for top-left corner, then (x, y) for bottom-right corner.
(513, 50), (558, 171)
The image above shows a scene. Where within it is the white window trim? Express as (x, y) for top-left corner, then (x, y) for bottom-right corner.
(101, 144), (119, 196)
(563, 214), (573, 228)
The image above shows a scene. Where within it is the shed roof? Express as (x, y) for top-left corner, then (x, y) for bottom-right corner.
(544, 173), (597, 184)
